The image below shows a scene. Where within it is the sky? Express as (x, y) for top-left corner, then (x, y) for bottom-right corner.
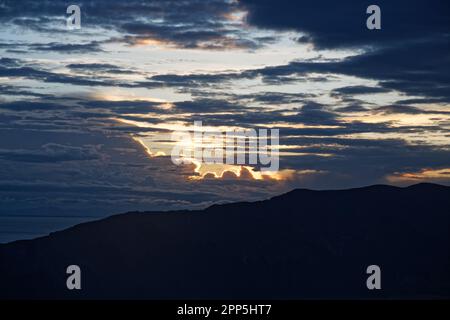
(0, 0), (449, 242)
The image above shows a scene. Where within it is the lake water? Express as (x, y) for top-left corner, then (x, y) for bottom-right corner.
(0, 216), (99, 243)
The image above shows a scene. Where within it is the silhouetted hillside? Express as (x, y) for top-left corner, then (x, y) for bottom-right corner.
(1, 183), (449, 299)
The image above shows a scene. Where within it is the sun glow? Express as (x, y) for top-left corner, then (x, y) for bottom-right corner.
(180, 157), (295, 181)
(131, 129), (294, 181)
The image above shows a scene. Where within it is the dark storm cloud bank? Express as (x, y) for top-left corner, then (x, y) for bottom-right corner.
(240, 0), (450, 49)
(236, 0), (450, 102)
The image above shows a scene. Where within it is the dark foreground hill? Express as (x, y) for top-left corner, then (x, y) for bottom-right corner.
(0, 183), (449, 299)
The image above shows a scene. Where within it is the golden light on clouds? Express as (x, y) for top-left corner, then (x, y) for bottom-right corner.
(387, 168), (450, 184)
(130, 129), (296, 181)
(190, 161), (297, 181)
(130, 38), (172, 48)
(132, 137), (166, 157)
(342, 113), (442, 127)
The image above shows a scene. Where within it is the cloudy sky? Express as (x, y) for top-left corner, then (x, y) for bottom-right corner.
(0, 0), (449, 242)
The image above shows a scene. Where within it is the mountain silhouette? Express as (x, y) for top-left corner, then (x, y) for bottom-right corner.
(1, 183), (449, 299)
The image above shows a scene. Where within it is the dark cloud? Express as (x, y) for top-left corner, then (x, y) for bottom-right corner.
(334, 104), (369, 113)
(29, 41), (103, 54)
(0, 85), (53, 98)
(0, 144), (102, 163)
(230, 38), (450, 102)
(147, 72), (241, 87)
(0, 101), (61, 111)
(0, 57), (22, 67)
(285, 101), (340, 125)
(0, 0), (266, 50)
(119, 23), (260, 49)
(80, 100), (167, 116)
(374, 105), (450, 115)
(0, 61), (125, 87)
(279, 136), (450, 178)
(0, 41), (102, 54)
(395, 97), (450, 105)
(173, 99), (249, 113)
(240, 92), (315, 104)
(331, 85), (391, 96)
(131, 36), (450, 103)
(67, 63), (135, 74)
(4, 37), (446, 106)
(240, 0), (450, 49)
